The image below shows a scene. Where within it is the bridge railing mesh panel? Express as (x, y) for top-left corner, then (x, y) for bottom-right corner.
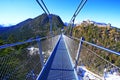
(79, 45), (120, 77)
(64, 35), (120, 79)
(0, 35), (60, 80)
(63, 35), (79, 64)
(0, 43), (41, 80)
(41, 35), (60, 63)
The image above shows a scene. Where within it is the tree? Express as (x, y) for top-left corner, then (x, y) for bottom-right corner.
(7, 34), (16, 43)
(0, 39), (4, 45)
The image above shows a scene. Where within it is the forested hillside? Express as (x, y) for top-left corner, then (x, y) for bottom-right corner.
(72, 23), (120, 67)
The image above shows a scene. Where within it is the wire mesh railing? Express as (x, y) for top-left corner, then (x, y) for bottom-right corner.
(79, 45), (120, 79)
(0, 43), (41, 80)
(64, 34), (120, 80)
(63, 35), (79, 64)
(0, 35), (60, 80)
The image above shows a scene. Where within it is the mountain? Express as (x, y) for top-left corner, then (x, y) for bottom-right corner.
(0, 25), (3, 27)
(0, 25), (10, 33)
(13, 18), (33, 28)
(0, 13), (64, 41)
(0, 18), (33, 31)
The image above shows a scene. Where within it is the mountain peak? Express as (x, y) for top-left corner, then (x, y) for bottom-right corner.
(0, 13), (64, 41)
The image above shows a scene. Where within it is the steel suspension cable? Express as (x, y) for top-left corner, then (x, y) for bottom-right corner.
(74, 0), (87, 19)
(36, 0), (48, 14)
(41, 0), (50, 14)
(69, 0), (87, 36)
(36, 0), (50, 15)
(70, 0), (87, 23)
(70, 0), (84, 23)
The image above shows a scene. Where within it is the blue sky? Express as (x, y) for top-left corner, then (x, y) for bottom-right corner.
(0, 0), (120, 28)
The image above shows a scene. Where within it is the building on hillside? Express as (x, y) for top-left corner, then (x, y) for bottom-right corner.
(80, 20), (111, 29)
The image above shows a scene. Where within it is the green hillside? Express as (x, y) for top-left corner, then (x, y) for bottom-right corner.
(72, 23), (120, 67)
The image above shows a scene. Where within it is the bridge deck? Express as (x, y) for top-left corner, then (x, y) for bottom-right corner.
(37, 35), (78, 80)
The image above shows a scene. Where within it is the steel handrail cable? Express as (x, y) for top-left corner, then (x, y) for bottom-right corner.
(82, 40), (120, 56)
(0, 36), (51, 50)
(65, 35), (120, 56)
(64, 35), (120, 69)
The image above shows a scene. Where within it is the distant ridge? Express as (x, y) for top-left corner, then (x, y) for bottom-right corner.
(0, 25), (3, 27)
(14, 18), (33, 28)
(0, 13), (64, 41)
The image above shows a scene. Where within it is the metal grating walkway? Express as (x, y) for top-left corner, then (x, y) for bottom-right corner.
(37, 35), (78, 80)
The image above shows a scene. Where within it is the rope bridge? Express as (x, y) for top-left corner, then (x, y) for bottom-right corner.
(1, 0), (120, 80)
(0, 34), (120, 80)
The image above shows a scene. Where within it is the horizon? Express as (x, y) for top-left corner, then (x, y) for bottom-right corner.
(0, 0), (120, 28)
(0, 15), (119, 28)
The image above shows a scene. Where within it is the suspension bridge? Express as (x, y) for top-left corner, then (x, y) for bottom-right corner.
(0, 0), (120, 80)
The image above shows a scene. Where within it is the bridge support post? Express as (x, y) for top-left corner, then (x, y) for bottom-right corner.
(36, 37), (44, 67)
(49, 14), (53, 36)
(75, 37), (84, 70)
